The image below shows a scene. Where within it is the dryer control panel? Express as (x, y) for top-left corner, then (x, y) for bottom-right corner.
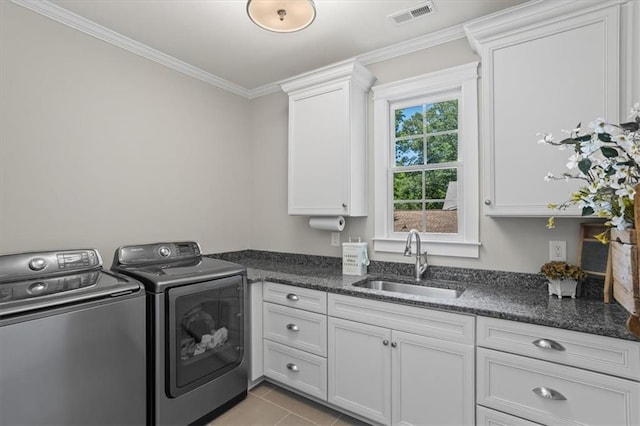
(115, 241), (202, 265)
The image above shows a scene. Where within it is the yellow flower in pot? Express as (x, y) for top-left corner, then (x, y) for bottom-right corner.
(540, 261), (587, 299)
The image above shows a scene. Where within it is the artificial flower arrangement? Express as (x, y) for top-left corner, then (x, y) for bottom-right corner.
(538, 103), (640, 242)
(540, 261), (587, 281)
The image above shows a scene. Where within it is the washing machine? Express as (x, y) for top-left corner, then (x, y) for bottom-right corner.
(0, 248), (146, 425)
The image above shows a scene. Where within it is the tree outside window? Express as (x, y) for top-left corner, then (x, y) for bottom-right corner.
(392, 99), (459, 234)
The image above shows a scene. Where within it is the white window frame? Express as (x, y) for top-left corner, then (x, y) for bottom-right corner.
(372, 62), (480, 258)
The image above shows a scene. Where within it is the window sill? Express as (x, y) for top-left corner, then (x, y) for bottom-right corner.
(372, 237), (481, 258)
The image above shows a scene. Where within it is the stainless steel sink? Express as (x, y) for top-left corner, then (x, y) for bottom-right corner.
(353, 280), (463, 299)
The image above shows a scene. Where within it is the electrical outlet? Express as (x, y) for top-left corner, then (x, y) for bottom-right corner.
(331, 232), (340, 247)
(549, 241), (567, 261)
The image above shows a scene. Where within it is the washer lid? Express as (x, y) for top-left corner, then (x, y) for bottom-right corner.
(0, 269), (141, 318)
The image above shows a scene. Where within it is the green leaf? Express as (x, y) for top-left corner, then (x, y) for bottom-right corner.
(620, 121), (639, 132)
(558, 137), (574, 145)
(582, 206), (595, 216)
(576, 134), (592, 142)
(578, 158), (592, 175)
(600, 147), (618, 158)
(597, 132), (612, 142)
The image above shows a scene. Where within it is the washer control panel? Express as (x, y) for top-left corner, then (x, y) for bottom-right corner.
(0, 249), (102, 282)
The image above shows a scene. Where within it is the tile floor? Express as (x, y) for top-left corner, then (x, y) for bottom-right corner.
(208, 381), (370, 426)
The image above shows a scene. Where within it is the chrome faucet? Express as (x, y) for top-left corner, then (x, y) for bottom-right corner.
(404, 229), (428, 281)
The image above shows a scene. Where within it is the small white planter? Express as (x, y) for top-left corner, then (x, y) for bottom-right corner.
(547, 278), (578, 298)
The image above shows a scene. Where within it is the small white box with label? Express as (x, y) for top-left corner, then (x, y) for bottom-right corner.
(342, 241), (369, 276)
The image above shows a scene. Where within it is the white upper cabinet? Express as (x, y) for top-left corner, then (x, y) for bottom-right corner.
(280, 59), (375, 216)
(465, 1), (624, 216)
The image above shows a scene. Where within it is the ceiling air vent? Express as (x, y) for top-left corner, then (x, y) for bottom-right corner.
(389, 1), (435, 25)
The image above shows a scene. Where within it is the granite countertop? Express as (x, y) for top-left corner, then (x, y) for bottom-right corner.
(209, 250), (640, 343)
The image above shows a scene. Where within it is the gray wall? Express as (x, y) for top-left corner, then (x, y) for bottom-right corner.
(0, 1), (252, 259)
(0, 2), (590, 273)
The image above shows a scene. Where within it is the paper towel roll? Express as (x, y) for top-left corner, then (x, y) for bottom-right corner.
(309, 216), (345, 231)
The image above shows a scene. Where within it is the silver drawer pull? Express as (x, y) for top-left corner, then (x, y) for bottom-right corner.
(382, 340), (389, 346)
(286, 363), (300, 372)
(286, 293), (299, 301)
(532, 339), (566, 351)
(532, 387), (567, 401)
(286, 323), (299, 332)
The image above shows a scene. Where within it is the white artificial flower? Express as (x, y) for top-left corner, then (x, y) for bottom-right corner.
(630, 102), (640, 118)
(610, 215), (630, 231)
(580, 140), (603, 156)
(566, 153), (582, 170)
(589, 118), (613, 134)
(537, 132), (553, 144)
(544, 172), (554, 182)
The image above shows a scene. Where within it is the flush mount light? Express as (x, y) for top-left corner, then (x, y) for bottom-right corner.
(247, 0), (316, 33)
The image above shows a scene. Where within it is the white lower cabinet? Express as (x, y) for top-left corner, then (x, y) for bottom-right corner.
(328, 317), (391, 424)
(477, 317), (640, 426)
(476, 406), (541, 426)
(328, 294), (475, 426)
(261, 282), (328, 400)
(263, 340), (327, 400)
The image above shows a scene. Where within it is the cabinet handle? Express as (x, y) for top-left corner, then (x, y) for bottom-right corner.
(342, 203), (347, 208)
(286, 323), (299, 332)
(286, 293), (299, 301)
(286, 363), (300, 372)
(532, 387), (566, 401)
(532, 339), (565, 351)
(484, 199), (491, 205)
(391, 342), (397, 348)
(382, 340), (389, 346)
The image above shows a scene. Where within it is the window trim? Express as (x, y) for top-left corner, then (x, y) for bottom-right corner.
(372, 62), (480, 258)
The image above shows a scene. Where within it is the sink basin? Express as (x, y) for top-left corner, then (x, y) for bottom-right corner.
(353, 280), (463, 299)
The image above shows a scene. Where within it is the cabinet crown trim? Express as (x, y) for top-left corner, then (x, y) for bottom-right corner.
(464, 0), (627, 53)
(279, 59), (375, 95)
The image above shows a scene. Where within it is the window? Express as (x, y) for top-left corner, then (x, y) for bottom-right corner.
(372, 62), (480, 258)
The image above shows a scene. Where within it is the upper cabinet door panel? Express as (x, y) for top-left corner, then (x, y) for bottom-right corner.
(281, 59), (375, 217)
(465, 2), (622, 216)
(288, 86), (348, 215)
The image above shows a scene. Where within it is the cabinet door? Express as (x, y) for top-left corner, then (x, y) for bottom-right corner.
(466, 3), (620, 216)
(391, 330), (475, 426)
(288, 84), (348, 216)
(328, 317), (391, 425)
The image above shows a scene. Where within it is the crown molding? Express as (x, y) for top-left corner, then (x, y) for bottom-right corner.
(464, 0), (628, 53)
(11, 0), (250, 98)
(357, 24), (466, 66)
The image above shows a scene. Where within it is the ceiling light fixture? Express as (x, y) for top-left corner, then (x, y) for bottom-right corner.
(247, 0), (316, 33)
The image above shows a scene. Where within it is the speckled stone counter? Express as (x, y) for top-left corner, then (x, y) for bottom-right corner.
(208, 250), (640, 342)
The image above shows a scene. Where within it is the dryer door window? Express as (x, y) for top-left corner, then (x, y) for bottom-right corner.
(167, 274), (245, 397)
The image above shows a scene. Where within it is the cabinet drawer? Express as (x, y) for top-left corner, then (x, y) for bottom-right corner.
(477, 406), (541, 426)
(477, 348), (640, 426)
(263, 340), (327, 401)
(477, 316), (640, 380)
(264, 302), (327, 356)
(328, 293), (474, 345)
(263, 282), (327, 314)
